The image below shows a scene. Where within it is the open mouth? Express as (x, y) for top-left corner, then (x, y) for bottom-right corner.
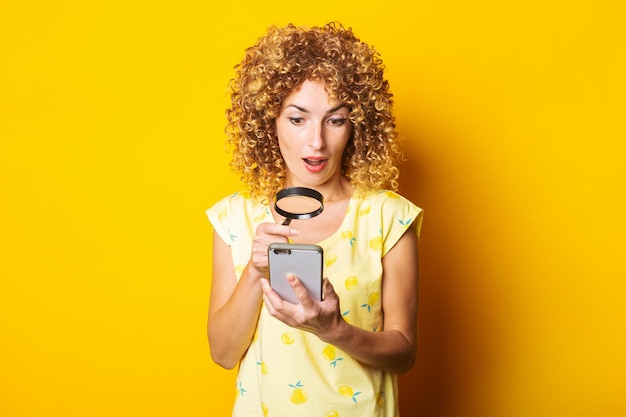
(303, 158), (328, 172)
(303, 158), (327, 166)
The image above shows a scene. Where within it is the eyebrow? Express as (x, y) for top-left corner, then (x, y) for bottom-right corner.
(285, 103), (349, 114)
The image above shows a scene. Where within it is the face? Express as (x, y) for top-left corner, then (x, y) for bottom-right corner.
(275, 79), (352, 190)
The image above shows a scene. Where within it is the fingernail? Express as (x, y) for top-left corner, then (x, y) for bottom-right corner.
(290, 228), (299, 236)
(287, 274), (296, 283)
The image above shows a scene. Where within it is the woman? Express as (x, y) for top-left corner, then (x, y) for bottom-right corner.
(207, 22), (423, 417)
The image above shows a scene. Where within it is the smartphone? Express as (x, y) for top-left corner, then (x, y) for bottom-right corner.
(268, 243), (323, 304)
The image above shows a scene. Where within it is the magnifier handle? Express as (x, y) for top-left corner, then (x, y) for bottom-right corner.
(282, 218), (292, 226)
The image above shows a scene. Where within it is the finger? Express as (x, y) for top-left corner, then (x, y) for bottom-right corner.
(250, 250), (270, 273)
(261, 279), (292, 319)
(261, 280), (281, 316)
(321, 277), (338, 301)
(261, 279), (280, 304)
(288, 274), (315, 309)
(256, 222), (299, 238)
(262, 292), (274, 313)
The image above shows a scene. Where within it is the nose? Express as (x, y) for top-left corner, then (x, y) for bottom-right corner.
(310, 124), (326, 150)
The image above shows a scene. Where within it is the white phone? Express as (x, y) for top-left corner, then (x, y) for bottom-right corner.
(268, 243), (323, 304)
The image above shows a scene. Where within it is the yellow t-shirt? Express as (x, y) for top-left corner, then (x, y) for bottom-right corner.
(207, 190), (423, 417)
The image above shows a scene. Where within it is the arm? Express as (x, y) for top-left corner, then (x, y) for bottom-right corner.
(261, 224), (420, 374)
(208, 223), (299, 369)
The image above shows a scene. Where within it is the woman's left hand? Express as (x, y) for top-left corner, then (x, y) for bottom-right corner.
(261, 276), (346, 342)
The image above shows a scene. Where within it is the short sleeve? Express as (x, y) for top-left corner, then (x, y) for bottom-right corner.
(379, 191), (423, 257)
(206, 195), (234, 246)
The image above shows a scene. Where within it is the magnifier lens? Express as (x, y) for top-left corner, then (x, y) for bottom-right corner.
(274, 187), (324, 225)
(275, 195), (322, 215)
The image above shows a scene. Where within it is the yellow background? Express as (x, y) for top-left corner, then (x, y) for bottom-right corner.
(1, 1), (624, 416)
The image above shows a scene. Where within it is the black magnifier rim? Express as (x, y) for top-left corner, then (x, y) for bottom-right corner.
(274, 187), (324, 220)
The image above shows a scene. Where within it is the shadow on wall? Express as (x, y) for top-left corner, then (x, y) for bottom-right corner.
(396, 126), (498, 417)
(397, 130), (449, 417)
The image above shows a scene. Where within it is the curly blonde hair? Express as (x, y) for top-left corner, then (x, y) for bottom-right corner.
(225, 22), (403, 200)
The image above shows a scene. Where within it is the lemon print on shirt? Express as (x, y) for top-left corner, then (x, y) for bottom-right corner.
(358, 204), (371, 216)
(325, 254), (337, 268)
(369, 234), (383, 251)
(341, 230), (357, 247)
(254, 207), (269, 223)
(342, 310), (351, 324)
(338, 385), (362, 403)
(325, 412), (339, 417)
(217, 206), (228, 221)
(236, 381), (246, 396)
(322, 344), (344, 368)
(361, 292), (380, 313)
(256, 360), (268, 375)
(344, 276), (359, 290)
(281, 332), (295, 345)
(289, 380), (308, 405)
(262, 402), (268, 417)
(399, 217), (413, 226)
(238, 190), (251, 199)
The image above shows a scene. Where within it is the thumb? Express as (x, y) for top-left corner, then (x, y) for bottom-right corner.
(322, 277), (337, 300)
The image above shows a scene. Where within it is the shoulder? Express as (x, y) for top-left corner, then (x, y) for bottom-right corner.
(206, 190), (261, 226)
(356, 189), (423, 237)
(208, 189), (254, 213)
(359, 190), (422, 215)
(206, 190), (269, 246)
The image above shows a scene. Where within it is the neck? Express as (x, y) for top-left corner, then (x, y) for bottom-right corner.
(283, 178), (354, 203)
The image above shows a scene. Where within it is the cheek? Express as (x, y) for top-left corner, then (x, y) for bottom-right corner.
(333, 132), (351, 154)
(277, 139), (297, 163)
(276, 130), (301, 154)
(275, 122), (295, 147)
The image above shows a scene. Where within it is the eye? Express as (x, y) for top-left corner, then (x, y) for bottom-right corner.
(328, 117), (347, 127)
(288, 117), (305, 125)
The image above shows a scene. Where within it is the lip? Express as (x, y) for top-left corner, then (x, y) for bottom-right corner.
(302, 157), (328, 173)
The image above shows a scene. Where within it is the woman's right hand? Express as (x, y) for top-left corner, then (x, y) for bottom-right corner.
(248, 222), (299, 277)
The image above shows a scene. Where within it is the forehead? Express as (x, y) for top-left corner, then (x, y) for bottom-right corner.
(283, 79), (342, 108)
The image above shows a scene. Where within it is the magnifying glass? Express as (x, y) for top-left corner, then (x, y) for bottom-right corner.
(274, 187), (324, 225)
